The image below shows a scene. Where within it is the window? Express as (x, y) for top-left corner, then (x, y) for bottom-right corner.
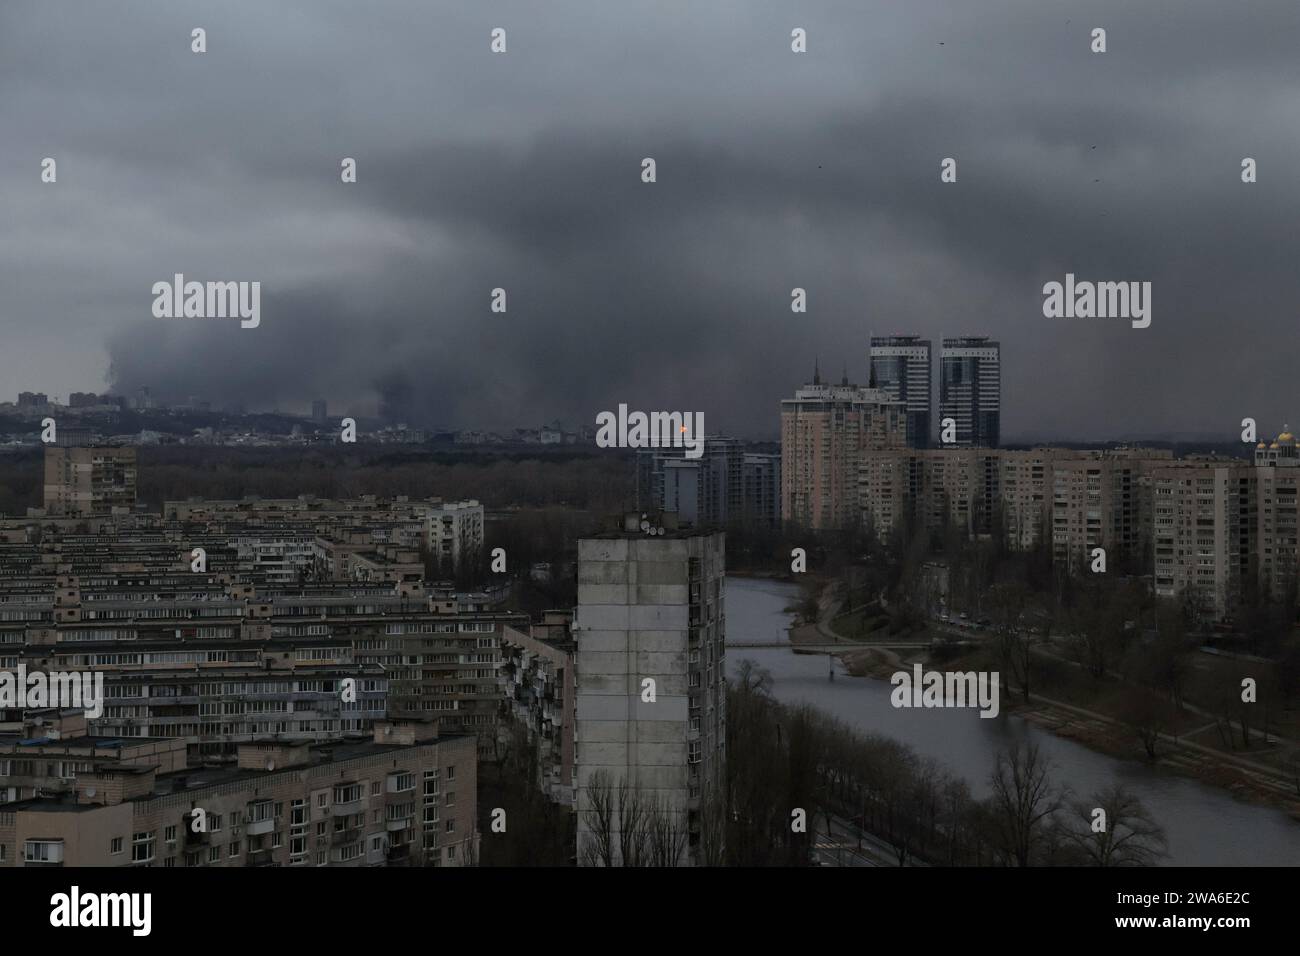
(445, 819), (455, 833)
(229, 841), (240, 857)
(110, 837), (124, 855)
(446, 765), (455, 781)
(25, 839), (63, 864)
(164, 825), (177, 844)
(333, 783), (362, 804)
(317, 793), (328, 808)
(371, 781), (381, 796)
(208, 846), (220, 864)
(131, 832), (155, 863)
(444, 791), (455, 806)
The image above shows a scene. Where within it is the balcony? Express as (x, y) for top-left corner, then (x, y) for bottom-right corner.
(329, 846), (364, 864)
(386, 814), (414, 833)
(332, 796), (369, 816)
(246, 848), (275, 867)
(331, 824), (362, 845)
(23, 841), (65, 866)
(385, 775), (415, 795)
(244, 816), (275, 837)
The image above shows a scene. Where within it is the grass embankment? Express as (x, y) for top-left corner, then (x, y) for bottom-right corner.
(925, 641), (1300, 817)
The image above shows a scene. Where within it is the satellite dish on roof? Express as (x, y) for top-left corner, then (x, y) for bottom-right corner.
(85, 787), (97, 798)
(265, 759), (276, 772)
(32, 716), (44, 726)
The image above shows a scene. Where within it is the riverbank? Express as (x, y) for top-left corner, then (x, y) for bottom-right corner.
(826, 633), (1300, 819)
(727, 576), (1300, 863)
(727, 568), (799, 583)
(1003, 691), (1300, 818)
(807, 583), (1300, 819)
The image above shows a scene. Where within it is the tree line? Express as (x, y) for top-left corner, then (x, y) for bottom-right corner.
(722, 660), (1168, 867)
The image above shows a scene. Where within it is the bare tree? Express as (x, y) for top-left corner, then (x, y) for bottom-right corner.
(987, 743), (1064, 866)
(1118, 688), (1174, 761)
(696, 792), (727, 866)
(1061, 785), (1167, 866)
(616, 777), (651, 866)
(459, 833), (480, 867)
(875, 744), (922, 866)
(581, 773), (687, 866)
(644, 794), (689, 867)
(990, 582), (1035, 702)
(1070, 604), (1124, 681)
(579, 770), (616, 866)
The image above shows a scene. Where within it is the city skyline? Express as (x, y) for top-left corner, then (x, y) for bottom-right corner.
(2, 0), (1297, 927)
(3, 1), (1299, 441)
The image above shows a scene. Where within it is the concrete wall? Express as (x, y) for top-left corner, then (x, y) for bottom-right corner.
(574, 533), (724, 865)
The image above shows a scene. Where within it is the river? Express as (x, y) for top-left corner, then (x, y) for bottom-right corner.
(724, 576), (1300, 866)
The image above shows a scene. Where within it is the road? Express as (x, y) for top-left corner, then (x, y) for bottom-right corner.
(811, 812), (926, 868)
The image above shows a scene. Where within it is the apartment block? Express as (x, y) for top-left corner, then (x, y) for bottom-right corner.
(1151, 460), (1255, 617)
(780, 371), (907, 530)
(42, 447), (137, 517)
(501, 616), (576, 805)
(741, 453), (781, 530)
(636, 437), (745, 529)
(0, 710), (187, 804)
(1050, 450), (1172, 574)
(0, 723), (477, 868)
(869, 335), (932, 448)
(860, 447), (1173, 565)
(861, 448), (1014, 541)
(426, 500), (485, 571)
(1251, 429), (1299, 605)
(574, 521), (725, 865)
(939, 337), (1001, 448)
(0, 517), (522, 762)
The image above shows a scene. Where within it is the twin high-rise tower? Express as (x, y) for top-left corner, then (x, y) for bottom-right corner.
(868, 335), (1001, 449)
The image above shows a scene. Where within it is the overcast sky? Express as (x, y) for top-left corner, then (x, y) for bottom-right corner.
(2, 0), (1298, 440)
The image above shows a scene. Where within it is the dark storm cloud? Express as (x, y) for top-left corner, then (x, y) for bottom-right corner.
(4, 0), (1300, 439)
